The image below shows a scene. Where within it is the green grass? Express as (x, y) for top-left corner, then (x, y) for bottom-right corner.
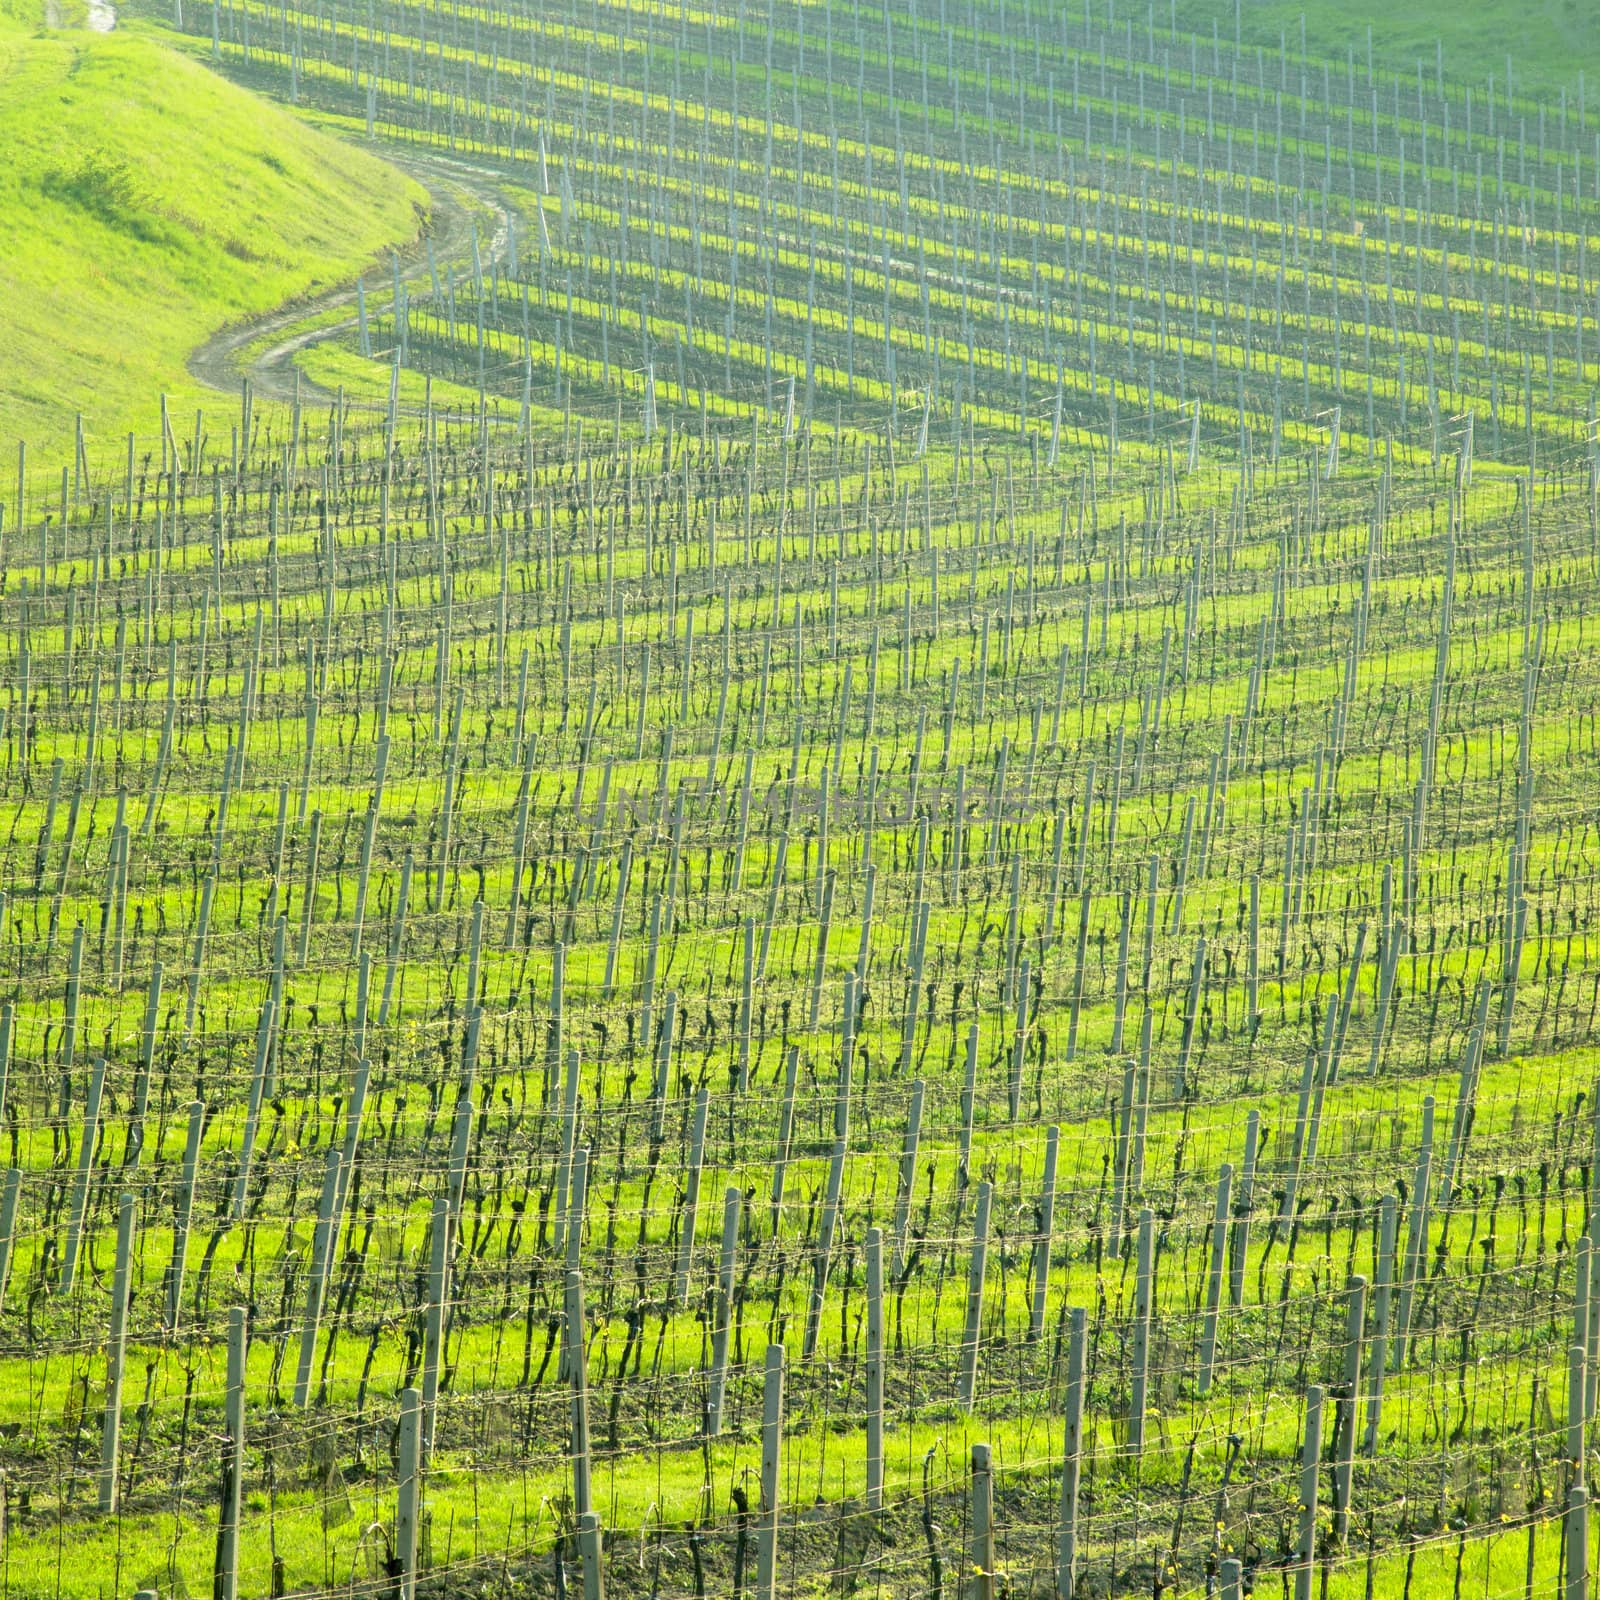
(0, 4), (427, 457)
(1174, 0), (1599, 99)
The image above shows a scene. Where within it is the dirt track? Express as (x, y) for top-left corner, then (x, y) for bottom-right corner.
(185, 150), (516, 407)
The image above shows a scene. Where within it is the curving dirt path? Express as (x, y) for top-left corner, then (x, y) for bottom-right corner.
(186, 150), (517, 407)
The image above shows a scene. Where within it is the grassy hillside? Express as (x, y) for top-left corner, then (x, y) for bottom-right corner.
(0, 3), (426, 458)
(1175, 0), (1598, 99)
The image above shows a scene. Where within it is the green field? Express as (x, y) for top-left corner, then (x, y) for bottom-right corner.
(1175, 0), (1598, 97)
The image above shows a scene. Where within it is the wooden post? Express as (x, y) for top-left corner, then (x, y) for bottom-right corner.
(421, 1195), (449, 1461)
(892, 1079), (924, 1276)
(232, 998), (276, 1219)
(1437, 982), (1490, 1204)
(185, 875), (216, 1037)
(293, 1143), (344, 1406)
(126, 960), (162, 1164)
(330, 1056), (369, 1261)
(445, 1093), (474, 1236)
(1198, 1164), (1233, 1395)
(1132, 1028), (1150, 1201)
(1057, 1306), (1087, 1599)
(546, 944), (566, 1109)
(578, 1510), (605, 1600)
(1589, 1083), (1600, 1244)
(808, 869), (835, 1029)
(1588, 1237), (1600, 1422)
(865, 1226), (884, 1510)
(755, 1346), (785, 1600)
(382, 851), (414, 1021)
(1581, 1244), (1596, 1409)
(1030, 1126), (1058, 1341)
(0, 1169), (18, 1315)
(98, 1191), (135, 1513)
(738, 915), (755, 1088)
(706, 1187), (740, 1438)
(1246, 875), (1260, 1027)
(958, 1021), (979, 1175)
(1395, 1097), (1435, 1365)
(1364, 1195), (1397, 1455)
(968, 1443), (995, 1600)
(1008, 955), (1029, 1119)
(1228, 1111), (1259, 1307)
(1110, 1061), (1135, 1246)
(1111, 893), (1131, 1052)
(164, 1099), (205, 1337)
(396, 1387), (423, 1600)
(958, 1181), (992, 1409)
(0, 1004), (13, 1132)
(803, 1037), (852, 1361)
(216, 1306), (246, 1600)
(1334, 1276), (1366, 1542)
(673, 1088), (710, 1303)
(298, 811), (321, 962)
(1295, 1385), (1324, 1600)
(566, 1267), (593, 1516)
(1129, 1208), (1153, 1455)
(564, 1147), (588, 1275)
(769, 1046), (799, 1235)
(1567, 1485), (1589, 1600)
(1570, 1343), (1587, 1482)
(59, 1055), (106, 1295)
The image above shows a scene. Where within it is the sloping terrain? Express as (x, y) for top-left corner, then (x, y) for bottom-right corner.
(0, 2), (426, 454)
(1174, 0), (1598, 98)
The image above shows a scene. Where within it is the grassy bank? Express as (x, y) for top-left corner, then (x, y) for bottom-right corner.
(0, 1), (426, 456)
